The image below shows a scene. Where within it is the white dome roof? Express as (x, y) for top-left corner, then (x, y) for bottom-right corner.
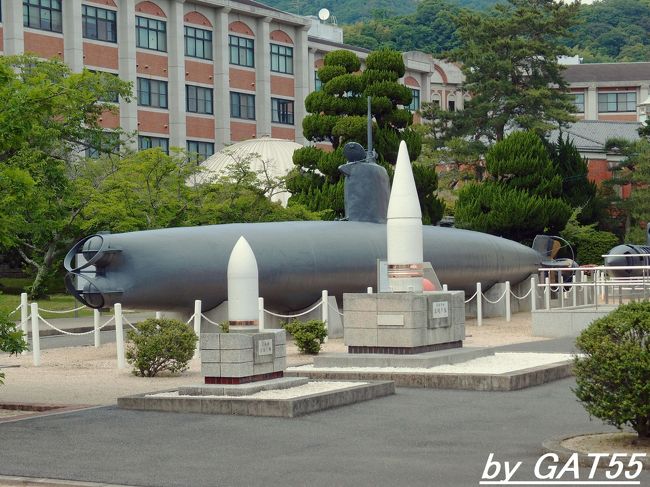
(193, 137), (302, 206)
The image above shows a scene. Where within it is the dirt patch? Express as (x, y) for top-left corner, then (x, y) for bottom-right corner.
(0, 312), (544, 406)
(563, 432), (650, 457)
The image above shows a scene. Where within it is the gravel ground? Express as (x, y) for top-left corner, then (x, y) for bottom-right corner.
(0, 312), (544, 406)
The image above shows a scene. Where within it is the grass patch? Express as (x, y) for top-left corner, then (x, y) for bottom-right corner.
(0, 293), (93, 319)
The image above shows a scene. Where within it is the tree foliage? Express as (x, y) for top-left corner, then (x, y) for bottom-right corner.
(0, 313), (29, 385)
(289, 48), (443, 223)
(560, 210), (619, 265)
(549, 134), (602, 226)
(0, 55), (132, 298)
(602, 138), (650, 241)
(343, 0), (460, 54)
(455, 131), (571, 242)
(437, 0), (578, 144)
(574, 301), (650, 439)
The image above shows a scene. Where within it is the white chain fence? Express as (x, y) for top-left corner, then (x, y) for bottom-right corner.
(264, 299), (323, 319)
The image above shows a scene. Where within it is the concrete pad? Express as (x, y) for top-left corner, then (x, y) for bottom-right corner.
(286, 360), (573, 392)
(314, 347), (492, 368)
(117, 380), (395, 418)
(179, 377), (309, 397)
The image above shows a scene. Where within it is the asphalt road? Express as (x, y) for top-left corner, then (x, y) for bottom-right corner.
(1, 377), (647, 487)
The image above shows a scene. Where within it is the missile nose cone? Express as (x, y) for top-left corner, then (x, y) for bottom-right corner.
(227, 236), (258, 279)
(387, 141), (421, 219)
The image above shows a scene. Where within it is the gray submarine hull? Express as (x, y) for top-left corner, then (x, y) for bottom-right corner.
(64, 221), (542, 312)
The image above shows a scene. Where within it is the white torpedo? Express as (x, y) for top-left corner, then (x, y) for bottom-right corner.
(387, 141), (424, 293)
(227, 236), (259, 328)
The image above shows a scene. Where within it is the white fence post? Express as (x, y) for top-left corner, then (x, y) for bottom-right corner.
(572, 275), (577, 307)
(30, 302), (40, 366)
(20, 292), (29, 355)
(258, 297), (265, 331)
(505, 281), (511, 322)
(545, 276), (551, 310)
(367, 287), (373, 294)
(322, 290), (329, 342)
(476, 282), (482, 327)
(114, 303), (125, 369)
(155, 311), (162, 319)
(94, 309), (101, 348)
(193, 300), (202, 356)
(594, 271), (599, 307)
(581, 271), (588, 304)
(442, 284), (448, 291)
(559, 278), (565, 308)
(530, 276), (537, 312)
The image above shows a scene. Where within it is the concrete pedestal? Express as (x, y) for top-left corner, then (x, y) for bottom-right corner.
(200, 329), (286, 384)
(343, 291), (465, 354)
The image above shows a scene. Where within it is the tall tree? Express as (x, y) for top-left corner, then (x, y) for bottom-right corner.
(455, 131), (571, 243)
(0, 55), (132, 297)
(439, 0), (579, 144)
(287, 48), (443, 223)
(549, 134), (602, 225)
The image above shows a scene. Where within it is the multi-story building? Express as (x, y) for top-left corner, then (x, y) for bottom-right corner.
(0, 0), (463, 160)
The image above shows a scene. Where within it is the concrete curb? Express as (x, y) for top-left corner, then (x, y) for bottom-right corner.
(542, 434), (650, 469)
(0, 475), (138, 487)
(286, 361), (574, 391)
(118, 380), (395, 418)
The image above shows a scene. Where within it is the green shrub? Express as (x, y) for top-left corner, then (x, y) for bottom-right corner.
(283, 320), (328, 355)
(561, 210), (619, 265)
(573, 301), (650, 439)
(126, 318), (197, 377)
(0, 312), (28, 385)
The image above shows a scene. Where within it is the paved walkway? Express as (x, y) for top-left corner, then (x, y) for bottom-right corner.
(1, 375), (647, 487)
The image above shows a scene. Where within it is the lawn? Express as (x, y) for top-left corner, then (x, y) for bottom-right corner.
(0, 293), (93, 319)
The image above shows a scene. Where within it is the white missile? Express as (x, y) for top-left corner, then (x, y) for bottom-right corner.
(227, 236), (259, 328)
(387, 140), (423, 292)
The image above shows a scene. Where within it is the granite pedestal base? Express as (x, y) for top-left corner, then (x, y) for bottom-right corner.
(343, 291), (465, 353)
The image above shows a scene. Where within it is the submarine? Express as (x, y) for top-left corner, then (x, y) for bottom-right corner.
(64, 141), (542, 313)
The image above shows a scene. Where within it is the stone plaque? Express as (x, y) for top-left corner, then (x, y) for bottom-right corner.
(258, 339), (273, 356)
(377, 314), (404, 327)
(253, 334), (275, 364)
(431, 302), (449, 319)
(429, 300), (450, 329)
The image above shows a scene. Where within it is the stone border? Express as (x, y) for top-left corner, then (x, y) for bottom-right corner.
(286, 361), (574, 391)
(0, 474), (134, 487)
(117, 380), (395, 418)
(0, 403), (96, 424)
(542, 434), (650, 469)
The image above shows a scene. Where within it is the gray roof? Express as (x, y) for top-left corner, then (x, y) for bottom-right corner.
(548, 120), (641, 152)
(563, 62), (650, 83)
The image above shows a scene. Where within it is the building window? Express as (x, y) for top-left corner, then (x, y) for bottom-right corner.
(186, 85), (213, 115)
(136, 16), (166, 52)
(187, 141), (215, 163)
(314, 71), (323, 92)
(23, 0), (62, 33)
(270, 44), (293, 74)
(448, 99), (456, 112)
(185, 26), (212, 60)
(230, 92), (256, 120)
(573, 93), (585, 113)
(598, 92), (636, 113)
(138, 135), (169, 154)
(137, 78), (168, 109)
(229, 35), (254, 67)
(407, 89), (420, 112)
(272, 98), (294, 125)
(82, 5), (117, 43)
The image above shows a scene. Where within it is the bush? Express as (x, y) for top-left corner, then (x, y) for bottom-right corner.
(283, 320), (328, 355)
(126, 318), (197, 377)
(0, 312), (28, 385)
(560, 211), (619, 265)
(573, 301), (650, 439)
